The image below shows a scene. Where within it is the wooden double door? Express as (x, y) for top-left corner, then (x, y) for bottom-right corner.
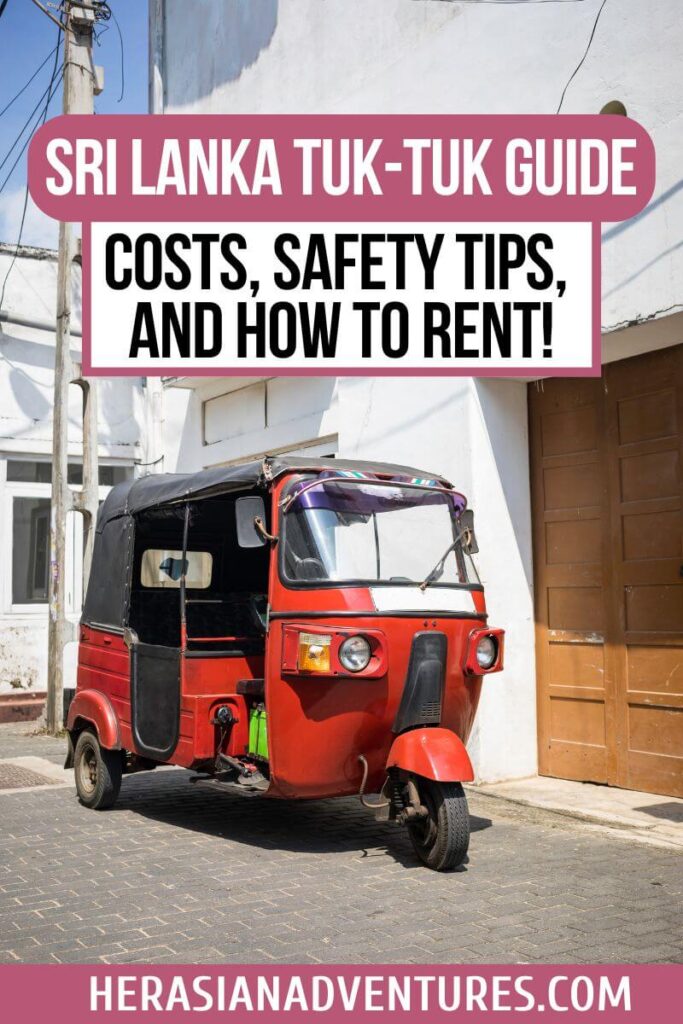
(530, 345), (683, 798)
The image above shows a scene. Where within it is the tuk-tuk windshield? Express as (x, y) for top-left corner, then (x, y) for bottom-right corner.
(282, 479), (479, 587)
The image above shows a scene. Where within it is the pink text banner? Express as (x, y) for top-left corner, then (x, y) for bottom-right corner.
(0, 964), (679, 1023)
(27, 114), (656, 378)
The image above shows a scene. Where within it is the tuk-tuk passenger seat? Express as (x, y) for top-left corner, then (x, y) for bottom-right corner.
(184, 592), (267, 648)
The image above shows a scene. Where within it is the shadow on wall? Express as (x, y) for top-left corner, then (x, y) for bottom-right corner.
(602, 176), (683, 301)
(0, 329), (142, 447)
(165, 0), (279, 108)
(8, 367), (51, 426)
(0, 330), (79, 437)
(97, 378), (142, 447)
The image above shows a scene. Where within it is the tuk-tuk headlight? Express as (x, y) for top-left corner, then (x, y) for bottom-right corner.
(298, 632), (332, 673)
(339, 635), (372, 673)
(476, 635), (498, 670)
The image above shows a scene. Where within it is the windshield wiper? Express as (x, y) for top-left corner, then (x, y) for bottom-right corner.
(419, 527), (468, 591)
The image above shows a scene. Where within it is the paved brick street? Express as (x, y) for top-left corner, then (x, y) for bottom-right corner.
(0, 726), (681, 965)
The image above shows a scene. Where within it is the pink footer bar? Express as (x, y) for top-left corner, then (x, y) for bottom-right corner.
(0, 965), (678, 1022)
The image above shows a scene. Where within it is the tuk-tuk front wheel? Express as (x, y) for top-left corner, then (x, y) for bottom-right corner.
(406, 778), (470, 871)
(74, 729), (122, 810)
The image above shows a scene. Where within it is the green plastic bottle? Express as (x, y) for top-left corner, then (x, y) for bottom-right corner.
(248, 704), (268, 760)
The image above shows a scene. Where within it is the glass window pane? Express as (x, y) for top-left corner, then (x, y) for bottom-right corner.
(6, 460), (87, 484)
(99, 465), (132, 486)
(141, 549), (213, 589)
(6, 460), (132, 486)
(12, 497), (51, 604)
(7, 461), (52, 483)
(283, 482), (477, 586)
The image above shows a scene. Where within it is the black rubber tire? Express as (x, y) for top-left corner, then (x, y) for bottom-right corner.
(74, 729), (122, 810)
(407, 778), (470, 871)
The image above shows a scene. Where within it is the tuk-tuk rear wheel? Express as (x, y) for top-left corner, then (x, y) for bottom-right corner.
(74, 729), (122, 810)
(407, 778), (470, 871)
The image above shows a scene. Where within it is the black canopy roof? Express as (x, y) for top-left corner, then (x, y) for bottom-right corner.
(83, 455), (452, 629)
(98, 455), (452, 525)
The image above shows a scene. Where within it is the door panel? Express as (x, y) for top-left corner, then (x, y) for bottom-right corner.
(530, 345), (683, 798)
(530, 376), (614, 785)
(605, 345), (683, 797)
(130, 642), (181, 760)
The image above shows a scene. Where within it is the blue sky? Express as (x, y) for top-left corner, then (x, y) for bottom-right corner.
(0, 0), (148, 248)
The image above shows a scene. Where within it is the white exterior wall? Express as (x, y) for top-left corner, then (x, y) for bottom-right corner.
(341, 377), (536, 782)
(0, 245), (147, 694)
(154, 0), (683, 783)
(159, 0), (683, 334)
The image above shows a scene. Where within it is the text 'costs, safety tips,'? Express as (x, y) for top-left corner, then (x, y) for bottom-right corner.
(88, 221), (593, 374)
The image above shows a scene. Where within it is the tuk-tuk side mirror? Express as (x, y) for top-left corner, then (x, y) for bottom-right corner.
(459, 509), (478, 554)
(236, 495), (268, 548)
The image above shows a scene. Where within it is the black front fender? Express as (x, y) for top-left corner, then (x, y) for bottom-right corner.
(64, 731), (75, 770)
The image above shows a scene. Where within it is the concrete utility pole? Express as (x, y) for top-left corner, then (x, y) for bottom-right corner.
(46, 0), (102, 734)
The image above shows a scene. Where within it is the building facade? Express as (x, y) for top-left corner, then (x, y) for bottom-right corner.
(0, 243), (150, 712)
(153, 0), (683, 795)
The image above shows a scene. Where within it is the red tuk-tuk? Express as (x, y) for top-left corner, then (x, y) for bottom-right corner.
(67, 456), (503, 871)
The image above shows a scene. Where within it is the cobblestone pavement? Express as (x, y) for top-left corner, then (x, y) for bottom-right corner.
(0, 726), (681, 965)
(0, 723), (65, 764)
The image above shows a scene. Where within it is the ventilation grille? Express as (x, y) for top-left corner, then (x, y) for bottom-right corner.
(393, 631), (447, 733)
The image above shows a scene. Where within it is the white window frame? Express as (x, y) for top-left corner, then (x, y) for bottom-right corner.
(0, 456), (133, 619)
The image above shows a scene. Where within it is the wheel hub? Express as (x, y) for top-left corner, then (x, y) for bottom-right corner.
(79, 747), (98, 794)
(410, 789), (438, 849)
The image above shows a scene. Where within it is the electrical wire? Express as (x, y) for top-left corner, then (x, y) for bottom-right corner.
(0, 42), (61, 121)
(27, 0), (65, 31)
(0, 72), (63, 306)
(0, 66), (63, 191)
(134, 455), (165, 468)
(0, 63), (63, 196)
(109, 5), (125, 103)
(92, 4), (123, 104)
(0, 24), (62, 311)
(556, 0), (609, 112)
(0, 52), (63, 177)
